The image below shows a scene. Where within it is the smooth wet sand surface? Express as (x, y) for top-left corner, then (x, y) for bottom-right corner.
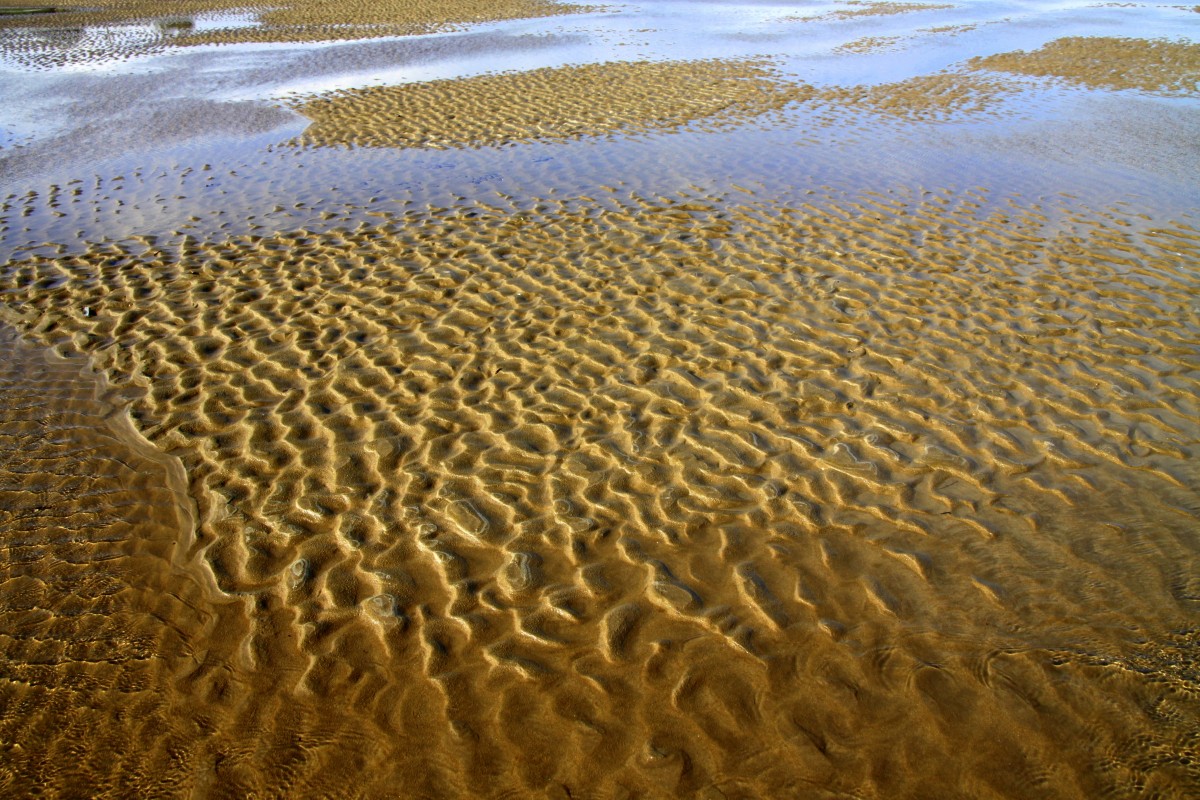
(0, 0), (1199, 798)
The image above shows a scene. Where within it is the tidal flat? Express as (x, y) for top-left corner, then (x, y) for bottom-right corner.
(0, 0), (1198, 797)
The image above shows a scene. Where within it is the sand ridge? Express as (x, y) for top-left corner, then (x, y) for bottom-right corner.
(1, 184), (1198, 796)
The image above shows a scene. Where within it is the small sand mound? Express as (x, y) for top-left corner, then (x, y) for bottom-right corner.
(291, 59), (815, 150)
(790, 1), (956, 23)
(815, 71), (1017, 121)
(835, 34), (908, 54)
(971, 36), (1200, 95)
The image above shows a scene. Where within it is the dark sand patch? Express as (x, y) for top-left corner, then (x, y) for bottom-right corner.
(0, 326), (229, 795)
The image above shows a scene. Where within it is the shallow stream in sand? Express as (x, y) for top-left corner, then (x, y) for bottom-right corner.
(0, 0), (1198, 797)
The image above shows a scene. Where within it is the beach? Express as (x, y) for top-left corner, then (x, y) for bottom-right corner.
(0, 1), (1198, 797)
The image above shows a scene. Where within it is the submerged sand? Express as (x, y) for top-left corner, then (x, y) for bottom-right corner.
(2, 185), (1199, 796)
(0, 2), (1199, 798)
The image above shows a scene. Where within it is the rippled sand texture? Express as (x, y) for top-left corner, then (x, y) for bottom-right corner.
(0, 326), (232, 795)
(293, 59), (815, 150)
(792, 1), (955, 23)
(0, 0), (591, 65)
(2, 186), (1198, 797)
(973, 36), (1200, 94)
(813, 73), (1017, 122)
(176, 0), (596, 46)
(3, 0), (1200, 795)
(290, 60), (1022, 153)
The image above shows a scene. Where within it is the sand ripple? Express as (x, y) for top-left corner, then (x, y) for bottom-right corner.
(790, 1), (956, 23)
(290, 59), (1023, 153)
(814, 72), (1016, 121)
(0, 0), (593, 67)
(972, 36), (1200, 95)
(292, 59), (815, 151)
(2, 186), (1198, 796)
(0, 326), (235, 796)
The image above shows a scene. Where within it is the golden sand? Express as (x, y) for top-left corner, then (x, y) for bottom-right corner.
(836, 21), (984, 54)
(2, 0), (1199, 796)
(791, 1), (956, 23)
(919, 22), (979, 34)
(292, 59), (815, 150)
(833, 34), (907, 54)
(178, 0), (598, 46)
(972, 36), (1200, 94)
(0, 325), (238, 795)
(814, 72), (1016, 120)
(1, 186), (1198, 796)
(0, 0), (594, 72)
(0, 0), (594, 48)
(290, 60), (1019, 153)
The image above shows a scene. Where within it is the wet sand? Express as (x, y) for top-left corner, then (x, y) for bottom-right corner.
(0, 0), (593, 45)
(972, 36), (1200, 95)
(1, 0), (1199, 797)
(292, 59), (814, 149)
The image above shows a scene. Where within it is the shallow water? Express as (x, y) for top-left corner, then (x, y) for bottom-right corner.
(1, 1), (1197, 256)
(0, 0), (1198, 797)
